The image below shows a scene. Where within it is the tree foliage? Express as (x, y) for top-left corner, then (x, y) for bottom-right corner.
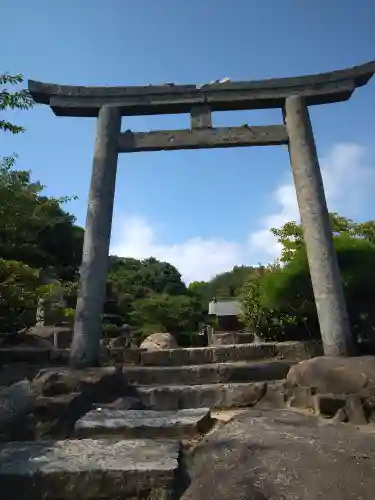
(130, 293), (203, 339)
(189, 265), (254, 307)
(0, 259), (40, 333)
(0, 155), (83, 280)
(239, 214), (375, 344)
(0, 73), (34, 134)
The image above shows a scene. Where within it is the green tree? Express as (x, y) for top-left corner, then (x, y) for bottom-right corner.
(0, 73), (34, 134)
(188, 266), (255, 310)
(240, 215), (375, 344)
(270, 213), (375, 263)
(130, 293), (204, 339)
(0, 157), (83, 280)
(0, 259), (40, 334)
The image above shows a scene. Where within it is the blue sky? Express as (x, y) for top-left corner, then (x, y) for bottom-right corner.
(2, 0), (375, 282)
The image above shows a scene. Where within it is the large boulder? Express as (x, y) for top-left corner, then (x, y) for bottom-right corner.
(182, 408), (375, 500)
(286, 356), (375, 397)
(32, 367), (124, 398)
(285, 356), (375, 423)
(26, 325), (73, 348)
(30, 367), (131, 439)
(140, 332), (178, 351)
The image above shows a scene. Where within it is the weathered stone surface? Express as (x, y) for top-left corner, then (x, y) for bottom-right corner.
(0, 331), (53, 348)
(0, 362), (48, 387)
(32, 366), (124, 397)
(29, 367), (128, 438)
(285, 95), (353, 357)
(33, 392), (94, 439)
(27, 325), (73, 348)
(345, 395), (368, 425)
(75, 408), (212, 439)
(93, 396), (143, 411)
(285, 356), (375, 425)
(0, 380), (37, 439)
(287, 386), (314, 409)
(286, 356), (375, 397)
(29, 61), (375, 118)
(312, 393), (346, 417)
(140, 332), (178, 351)
(123, 360), (294, 386)
(210, 332), (254, 345)
(139, 341), (320, 367)
(0, 347), (51, 364)
(182, 408), (375, 500)
(0, 438), (180, 500)
(275, 340), (323, 360)
(136, 382), (267, 410)
(332, 407), (348, 423)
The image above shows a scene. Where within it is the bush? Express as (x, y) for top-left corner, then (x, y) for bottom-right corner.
(0, 259), (40, 333)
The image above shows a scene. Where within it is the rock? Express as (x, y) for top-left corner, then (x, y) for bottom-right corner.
(32, 366), (124, 398)
(286, 356), (375, 395)
(287, 386), (314, 409)
(286, 356), (375, 423)
(0, 380), (37, 440)
(0, 438), (180, 500)
(182, 408), (375, 500)
(312, 394), (346, 417)
(30, 368), (137, 439)
(93, 396), (143, 410)
(345, 395), (368, 425)
(108, 335), (131, 348)
(0, 332), (53, 349)
(332, 407), (348, 423)
(140, 332), (178, 351)
(26, 325), (73, 348)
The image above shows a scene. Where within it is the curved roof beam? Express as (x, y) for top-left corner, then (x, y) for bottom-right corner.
(28, 60), (375, 117)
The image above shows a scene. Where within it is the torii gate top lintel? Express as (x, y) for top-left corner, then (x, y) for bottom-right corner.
(28, 60), (375, 118)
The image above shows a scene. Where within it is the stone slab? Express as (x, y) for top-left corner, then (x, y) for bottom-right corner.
(75, 408), (212, 439)
(138, 341), (321, 367)
(134, 382), (268, 410)
(0, 438), (180, 500)
(123, 360), (294, 386)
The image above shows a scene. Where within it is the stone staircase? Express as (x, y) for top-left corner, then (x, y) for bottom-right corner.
(0, 341), (318, 499)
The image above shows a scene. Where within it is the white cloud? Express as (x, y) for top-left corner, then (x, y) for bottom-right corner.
(110, 216), (242, 283)
(110, 143), (374, 283)
(249, 143), (375, 260)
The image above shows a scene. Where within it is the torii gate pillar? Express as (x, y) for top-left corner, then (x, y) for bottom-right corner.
(284, 96), (354, 356)
(70, 106), (121, 366)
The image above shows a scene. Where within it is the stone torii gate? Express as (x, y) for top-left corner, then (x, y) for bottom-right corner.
(29, 61), (375, 367)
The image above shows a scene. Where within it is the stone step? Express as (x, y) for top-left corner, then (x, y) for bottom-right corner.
(210, 331), (255, 345)
(124, 381), (269, 410)
(0, 438), (180, 500)
(132, 341), (320, 366)
(122, 359), (294, 386)
(75, 407), (212, 439)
